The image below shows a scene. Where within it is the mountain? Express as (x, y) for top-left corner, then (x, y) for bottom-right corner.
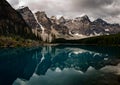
(52, 33), (120, 46)
(50, 16), (58, 24)
(58, 16), (66, 24)
(18, 9), (58, 42)
(35, 11), (69, 35)
(17, 7), (42, 40)
(91, 18), (120, 35)
(35, 11), (70, 42)
(62, 16), (120, 37)
(17, 7), (40, 30)
(35, 11), (52, 31)
(0, 0), (33, 38)
(18, 6), (120, 43)
(63, 15), (91, 36)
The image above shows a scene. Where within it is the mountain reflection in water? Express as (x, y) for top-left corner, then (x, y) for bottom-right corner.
(0, 45), (120, 85)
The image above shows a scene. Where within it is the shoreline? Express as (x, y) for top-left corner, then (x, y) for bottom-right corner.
(0, 43), (120, 48)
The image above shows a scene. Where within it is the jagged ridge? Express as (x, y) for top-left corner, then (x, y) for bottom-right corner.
(0, 0), (34, 38)
(17, 6), (120, 42)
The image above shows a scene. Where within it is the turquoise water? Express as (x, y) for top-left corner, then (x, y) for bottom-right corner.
(0, 45), (120, 85)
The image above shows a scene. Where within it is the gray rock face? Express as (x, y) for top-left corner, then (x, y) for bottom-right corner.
(17, 6), (120, 41)
(35, 11), (69, 36)
(0, 0), (33, 38)
(90, 19), (120, 35)
(17, 7), (40, 29)
(61, 16), (120, 36)
(35, 11), (52, 30)
(58, 16), (66, 24)
(64, 17), (91, 34)
(50, 16), (58, 24)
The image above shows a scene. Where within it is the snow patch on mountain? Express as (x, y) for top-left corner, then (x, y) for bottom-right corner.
(105, 29), (110, 32)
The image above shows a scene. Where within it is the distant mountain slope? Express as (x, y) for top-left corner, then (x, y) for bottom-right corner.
(63, 16), (120, 36)
(52, 33), (120, 46)
(78, 33), (120, 45)
(0, 0), (33, 38)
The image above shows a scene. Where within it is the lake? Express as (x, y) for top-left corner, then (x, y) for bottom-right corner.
(0, 45), (120, 85)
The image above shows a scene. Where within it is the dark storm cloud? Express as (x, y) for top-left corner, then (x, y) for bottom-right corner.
(7, 0), (120, 23)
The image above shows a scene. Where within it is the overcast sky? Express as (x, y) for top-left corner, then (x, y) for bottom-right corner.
(7, 0), (120, 24)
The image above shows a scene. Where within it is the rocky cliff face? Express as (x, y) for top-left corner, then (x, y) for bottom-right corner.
(17, 7), (42, 40)
(58, 16), (66, 24)
(50, 16), (59, 25)
(91, 19), (120, 35)
(0, 0), (33, 38)
(18, 9), (58, 42)
(17, 7), (40, 29)
(35, 11), (69, 41)
(62, 16), (120, 37)
(64, 15), (91, 35)
(35, 11), (52, 32)
(18, 6), (120, 42)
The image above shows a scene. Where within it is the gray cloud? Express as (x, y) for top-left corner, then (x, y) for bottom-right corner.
(74, 0), (113, 9)
(71, 0), (120, 20)
(7, 0), (19, 8)
(7, 0), (120, 23)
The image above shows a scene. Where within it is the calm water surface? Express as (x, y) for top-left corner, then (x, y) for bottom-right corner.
(0, 45), (120, 85)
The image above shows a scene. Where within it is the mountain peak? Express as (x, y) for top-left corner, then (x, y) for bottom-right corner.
(35, 11), (47, 18)
(35, 11), (52, 30)
(95, 18), (105, 22)
(50, 16), (58, 24)
(0, 0), (32, 38)
(81, 15), (90, 21)
(82, 15), (89, 19)
(58, 16), (66, 24)
(93, 18), (108, 25)
(18, 6), (29, 10)
(51, 16), (57, 20)
(17, 6), (31, 14)
(17, 6), (40, 29)
(75, 15), (90, 22)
